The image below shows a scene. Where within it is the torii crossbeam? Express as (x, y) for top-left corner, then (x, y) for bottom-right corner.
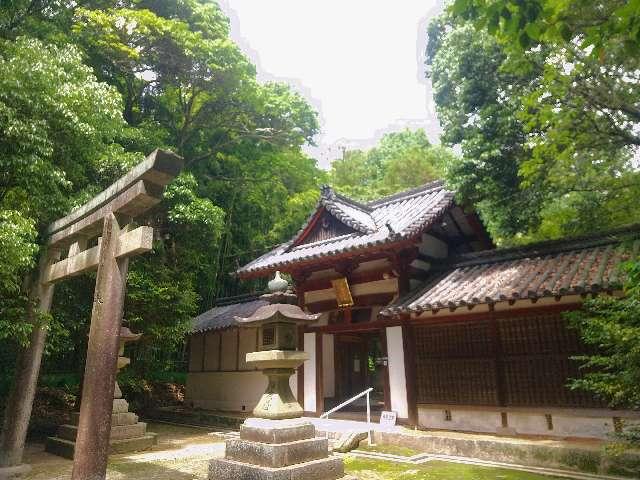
(0, 150), (183, 480)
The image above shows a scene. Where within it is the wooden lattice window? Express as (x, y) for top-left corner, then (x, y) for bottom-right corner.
(413, 311), (602, 408)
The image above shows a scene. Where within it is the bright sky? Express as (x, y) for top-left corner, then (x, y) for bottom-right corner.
(219, 0), (445, 168)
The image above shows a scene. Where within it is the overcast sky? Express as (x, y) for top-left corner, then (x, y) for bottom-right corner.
(219, 0), (445, 168)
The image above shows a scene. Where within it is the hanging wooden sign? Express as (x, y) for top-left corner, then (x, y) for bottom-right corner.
(331, 277), (354, 308)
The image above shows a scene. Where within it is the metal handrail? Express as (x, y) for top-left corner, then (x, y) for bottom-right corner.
(320, 387), (374, 445)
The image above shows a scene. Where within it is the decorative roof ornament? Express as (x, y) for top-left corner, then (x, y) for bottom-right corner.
(268, 271), (288, 293)
(320, 184), (335, 200)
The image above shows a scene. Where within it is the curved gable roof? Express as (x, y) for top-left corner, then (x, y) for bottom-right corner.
(238, 181), (455, 278)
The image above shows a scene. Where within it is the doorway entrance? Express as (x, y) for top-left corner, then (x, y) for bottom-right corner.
(328, 330), (388, 414)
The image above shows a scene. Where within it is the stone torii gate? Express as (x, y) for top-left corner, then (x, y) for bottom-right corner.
(0, 150), (183, 480)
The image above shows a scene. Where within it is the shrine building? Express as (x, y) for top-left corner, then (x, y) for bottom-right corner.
(185, 181), (640, 439)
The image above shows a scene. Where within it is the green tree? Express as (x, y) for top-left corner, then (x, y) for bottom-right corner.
(427, 8), (640, 243)
(329, 129), (454, 201)
(0, 37), (134, 345)
(566, 257), (640, 445)
(0, 0), (323, 378)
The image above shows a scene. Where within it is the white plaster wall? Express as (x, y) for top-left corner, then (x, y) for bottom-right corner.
(185, 371), (266, 412)
(322, 334), (335, 398)
(507, 412), (549, 435)
(552, 415), (615, 438)
(418, 407), (502, 433)
(386, 326), (408, 419)
(420, 234), (448, 258)
(418, 407), (628, 439)
(303, 332), (316, 412)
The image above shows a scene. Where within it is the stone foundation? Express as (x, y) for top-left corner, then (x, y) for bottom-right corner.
(210, 418), (356, 480)
(45, 384), (156, 459)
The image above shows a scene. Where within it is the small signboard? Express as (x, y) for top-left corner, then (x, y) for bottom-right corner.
(379, 410), (397, 427)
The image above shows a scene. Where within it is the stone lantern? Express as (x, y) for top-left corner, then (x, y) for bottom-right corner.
(114, 326), (142, 398)
(209, 272), (356, 480)
(235, 272), (319, 419)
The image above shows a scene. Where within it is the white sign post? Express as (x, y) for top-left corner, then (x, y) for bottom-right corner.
(379, 410), (397, 428)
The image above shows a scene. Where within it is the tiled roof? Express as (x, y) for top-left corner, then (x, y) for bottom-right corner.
(238, 181), (455, 277)
(191, 295), (268, 334)
(381, 225), (640, 316)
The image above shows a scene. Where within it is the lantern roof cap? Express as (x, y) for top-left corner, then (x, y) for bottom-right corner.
(235, 303), (319, 327)
(119, 326), (142, 343)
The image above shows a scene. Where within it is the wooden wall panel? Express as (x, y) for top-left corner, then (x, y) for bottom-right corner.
(189, 334), (204, 372)
(220, 328), (239, 371)
(238, 328), (258, 371)
(204, 332), (221, 371)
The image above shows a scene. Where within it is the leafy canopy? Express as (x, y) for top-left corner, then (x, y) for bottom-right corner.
(0, 37), (133, 345)
(566, 258), (640, 410)
(427, 4), (640, 243)
(328, 129), (455, 201)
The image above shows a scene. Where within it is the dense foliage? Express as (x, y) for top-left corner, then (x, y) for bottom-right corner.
(437, 1), (640, 444)
(566, 259), (640, 409)
(566, 258), (640, 445)
(0, 0), (322, 377)
(427, 1), (640, 243)
(328, 129), (454, 201)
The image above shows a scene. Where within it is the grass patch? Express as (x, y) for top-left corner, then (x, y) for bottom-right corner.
(356, 443), (420, 457)
(344, 457), (568, 480)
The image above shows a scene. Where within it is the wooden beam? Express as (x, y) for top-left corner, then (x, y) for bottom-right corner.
(47, 149), (182, 236)
(44, 226), (153, 284)
(48, 180), (162, 247)
(305, 292), (396, 314)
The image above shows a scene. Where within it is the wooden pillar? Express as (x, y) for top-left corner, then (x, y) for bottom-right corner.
(402, 323), (419, 426)
(490, 309), (507, 407)
(71, 214), (128, 480)
(0, 255), (56, 472)
(381, 328), (391, 411)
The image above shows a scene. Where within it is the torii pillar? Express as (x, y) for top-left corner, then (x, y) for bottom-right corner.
(0, 150), (183, 480)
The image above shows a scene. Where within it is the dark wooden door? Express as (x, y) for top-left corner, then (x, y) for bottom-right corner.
(336, 334), (367, 400)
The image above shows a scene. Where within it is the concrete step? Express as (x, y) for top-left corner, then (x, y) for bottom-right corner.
(225, 437), (329, 468)
(56, 425), (79, 442)
(109, 433), (157, 455)
(110, 422), (148, 440)
(210, 455), (344, 480)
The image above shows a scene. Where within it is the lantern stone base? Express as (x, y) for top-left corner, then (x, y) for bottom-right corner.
(210, 418), (356, 480)
(45, 384), (156, 459)
(246, 351), (308, 420)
